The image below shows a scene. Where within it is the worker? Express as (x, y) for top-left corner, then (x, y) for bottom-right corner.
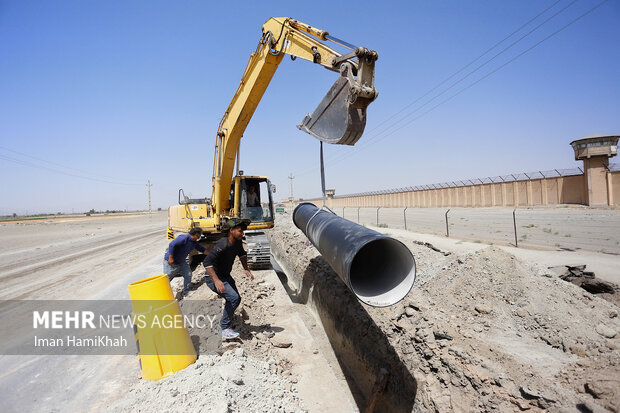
(247, 185), (259, 207)
(203, 217), (254, 339)
(163, 227), (205, 298)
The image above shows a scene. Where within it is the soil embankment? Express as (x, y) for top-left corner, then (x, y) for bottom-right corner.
(269, 217), (620, 412)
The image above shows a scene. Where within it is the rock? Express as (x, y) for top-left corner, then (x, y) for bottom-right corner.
(212, 401), (230, 413)
(475, 305), (492, 314)
(271, 336), (293, 348)
(580, 279), (616, 294)
(405, 307), (416, 317)
(569, 345), (587, 357)
(511, 399), (532, 410)
(219, 367), (243, 385)
(416, 328), (434, 343)
(515, 309), (527, 318)
(608, 340), (620, 351)
(519, 386), (555, 403)
(433, 330), (453, 341)
(232, 347), (246, 358)
(575, 401), (607, 413)
(584, 380), (619, 400)
(595, 324), (617, 339)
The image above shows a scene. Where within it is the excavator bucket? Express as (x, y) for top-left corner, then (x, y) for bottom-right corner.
(298, 54), (378, 146)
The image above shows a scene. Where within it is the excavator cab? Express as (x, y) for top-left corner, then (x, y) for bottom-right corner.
(229, 176), (275, 229)
(226, 175), (274, 269)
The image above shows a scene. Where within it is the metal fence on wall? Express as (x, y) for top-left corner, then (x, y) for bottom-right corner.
(334, 168), (585, 198)
(321, 206), (620, 255)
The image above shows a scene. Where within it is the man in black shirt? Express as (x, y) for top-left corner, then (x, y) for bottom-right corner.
(203, 217), (254, 339)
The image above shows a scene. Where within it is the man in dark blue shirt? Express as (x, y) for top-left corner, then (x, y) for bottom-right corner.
(203, 218), (254, 339)
(164, 227), (206, 297)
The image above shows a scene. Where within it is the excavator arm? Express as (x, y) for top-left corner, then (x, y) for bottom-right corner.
(211, 17), (378, 226)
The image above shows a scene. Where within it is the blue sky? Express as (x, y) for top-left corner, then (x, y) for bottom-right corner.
(1, 0), (618, 214)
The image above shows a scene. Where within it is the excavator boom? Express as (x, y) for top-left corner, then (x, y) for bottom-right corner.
(212, 17), (378, 223)
(168, 18), (379, 269)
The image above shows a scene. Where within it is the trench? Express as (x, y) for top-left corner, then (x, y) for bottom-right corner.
(269, 246), (417, 413)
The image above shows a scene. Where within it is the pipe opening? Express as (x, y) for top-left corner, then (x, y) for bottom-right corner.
(349, 238), (416, 307)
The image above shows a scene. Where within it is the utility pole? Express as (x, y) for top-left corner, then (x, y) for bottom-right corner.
(288, 173), (295, 202)
(147, 180), (152, 215)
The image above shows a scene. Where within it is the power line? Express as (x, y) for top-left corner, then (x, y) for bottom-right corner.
(0, 153), (144, 186)
(1, 145), (108, 177)
(295, 0), (572, 177)
(354, 0), (610, 150)
(364, 0), (566, 136)
(295, 0), (608, 177)
(360, 0), (581, 148)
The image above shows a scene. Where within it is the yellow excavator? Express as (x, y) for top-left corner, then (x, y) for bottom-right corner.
(167, 17), (378, 268)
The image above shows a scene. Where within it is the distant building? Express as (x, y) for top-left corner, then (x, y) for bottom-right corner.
(570, 135), (618, 206)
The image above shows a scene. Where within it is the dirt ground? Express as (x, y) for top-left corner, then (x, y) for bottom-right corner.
(106, 265), (312, 412)
(0, 213), (169, 412)
(0, 213), (350, 413)
(268, 214), (620, 412)
(0, 212), (164, 300)
(1, 210), (619, 412)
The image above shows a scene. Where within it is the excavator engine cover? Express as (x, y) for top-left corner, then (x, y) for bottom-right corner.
(298, 59), (377, 146)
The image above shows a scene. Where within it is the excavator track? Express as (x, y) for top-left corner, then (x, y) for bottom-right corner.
(244, 231), (271, 269)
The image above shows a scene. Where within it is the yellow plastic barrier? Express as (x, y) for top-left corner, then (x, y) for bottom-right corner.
(128, 274), (197, 381)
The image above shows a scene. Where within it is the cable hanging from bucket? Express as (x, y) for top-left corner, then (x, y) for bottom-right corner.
(305, 141), (335, 236)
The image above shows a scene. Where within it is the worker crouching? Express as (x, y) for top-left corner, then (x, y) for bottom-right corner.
(163, 227), (205, 298)
(203, 218), (254, 339)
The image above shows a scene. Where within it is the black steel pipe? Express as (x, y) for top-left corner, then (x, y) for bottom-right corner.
(293, 202), (416, 307)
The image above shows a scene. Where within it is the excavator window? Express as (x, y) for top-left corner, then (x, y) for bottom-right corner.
(238, 179), (273, 223)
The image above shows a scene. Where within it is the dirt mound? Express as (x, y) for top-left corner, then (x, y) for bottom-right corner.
(269, 217), (620, 412)
(116, 260), (306, 412)
(108, 347), (303, 412)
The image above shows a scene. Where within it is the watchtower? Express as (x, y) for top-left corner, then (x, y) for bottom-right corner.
(570, 135), (618, 206)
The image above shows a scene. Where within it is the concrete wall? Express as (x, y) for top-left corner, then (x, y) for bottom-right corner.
(612, 171), (620, 206)
(584, 157), (610, 206)
(304, 171), (620, 208)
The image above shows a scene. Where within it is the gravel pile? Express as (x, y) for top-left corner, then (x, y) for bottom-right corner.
(108, 348), (303, 413)
(111, 253), (305, 413)
(269, 216), (620, 412)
